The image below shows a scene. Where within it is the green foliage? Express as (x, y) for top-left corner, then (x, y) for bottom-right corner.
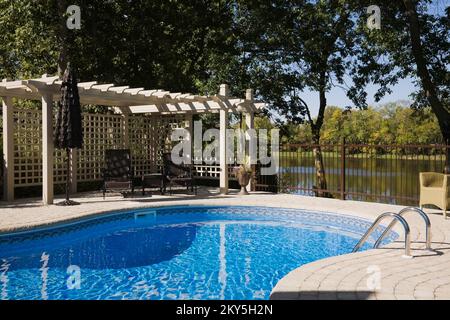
(0, 0), (447, 141)
(0, 0), (58, 78)
(351, 0), (449, 109)
(0, 0), (236, 94)
(254, 115), (274, 131)
(287, 104), (443, 145)
(350, 0), (449, 142)
(236, 1), (361, 126)
(235, 0), (448, 143)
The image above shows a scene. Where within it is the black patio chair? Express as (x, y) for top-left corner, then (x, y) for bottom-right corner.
(102, 149), (135, 198)
(162, 153), (197, 195)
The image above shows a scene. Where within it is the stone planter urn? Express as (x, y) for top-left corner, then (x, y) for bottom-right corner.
(234, 165), (252, 195)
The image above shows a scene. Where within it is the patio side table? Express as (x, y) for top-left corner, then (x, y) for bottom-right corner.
(141, 173), (165, 196)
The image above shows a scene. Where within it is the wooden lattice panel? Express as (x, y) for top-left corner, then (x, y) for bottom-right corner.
(11, 108), (233, 188)
(128, 115), (155, 177)
(194, 164), (221, 178)
(77, 113), (125, 182)
(13, 108), (67, 186)
(193, 163), (235, 179)
(129, 114), (185, 177)
(157, 114), (185, 162)
(13, 109), (42, 186)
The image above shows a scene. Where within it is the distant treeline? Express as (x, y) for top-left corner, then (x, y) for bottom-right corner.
(255, 104), (444, 146)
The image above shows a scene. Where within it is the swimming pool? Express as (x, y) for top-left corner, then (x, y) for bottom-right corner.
(0, 206), (397, 300)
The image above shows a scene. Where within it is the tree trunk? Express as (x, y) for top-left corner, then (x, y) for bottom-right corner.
(311, 73), (331, 197)
(56, 0), (69, 78)
(312, 135), (329, 197)
(402, 0), (450, 170)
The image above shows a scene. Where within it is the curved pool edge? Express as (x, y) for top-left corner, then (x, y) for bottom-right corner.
(0, 202), (218, 235)
(0, 202), (402, 238)
(268, 233), (446, 301)
(0, 194), (408, 236)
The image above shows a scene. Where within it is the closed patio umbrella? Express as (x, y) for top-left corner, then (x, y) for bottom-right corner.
(54, 62), (83, 206)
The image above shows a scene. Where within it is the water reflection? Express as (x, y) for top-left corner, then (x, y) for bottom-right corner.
(218, 223), (227, 300)
(1, 259), (9, 300)
(40, 252), (49, 300)
(281, 155), (446, 204)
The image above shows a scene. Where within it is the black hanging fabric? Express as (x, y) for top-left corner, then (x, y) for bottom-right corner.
(54, 63), (83, 206)
(54, 63), (83, 149)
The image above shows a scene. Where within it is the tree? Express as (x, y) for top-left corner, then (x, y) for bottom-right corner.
(351, 0), (449, 167)
(56, 0), (69, 77)
(290, 103), (442, 146)
(236, 1), (362, 196)
(0, 0), (60, 79)
(0, 0), (236, 94)
(402, 0), (449, 143)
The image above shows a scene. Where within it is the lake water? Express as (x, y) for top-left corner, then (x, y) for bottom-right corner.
(279, 154), (447, 205)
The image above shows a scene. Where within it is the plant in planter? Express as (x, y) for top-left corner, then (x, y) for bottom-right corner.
(233, 161), (253, 195)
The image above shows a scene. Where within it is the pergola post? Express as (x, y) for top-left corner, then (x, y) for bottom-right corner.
(42, 93), (54, 205)
(219, 84), (229, 194)
(245, 89), (255, 192)
(185, 113), (193, 164)
(2, 96), (14, 201)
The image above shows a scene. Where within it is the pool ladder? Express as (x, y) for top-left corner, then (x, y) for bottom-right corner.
(352, 207), (432, 258)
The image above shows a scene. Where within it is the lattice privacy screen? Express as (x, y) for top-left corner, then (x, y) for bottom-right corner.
(77, 113), (125, 182)
(12, 108), (189, 187)
(13, 108), (67, 186)
(11, 108), (230, 188)
(128, 114), (186, 178)
(13, 108), (44, 186)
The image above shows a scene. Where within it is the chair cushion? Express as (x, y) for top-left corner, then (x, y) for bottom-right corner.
(105, 149), (132, 178)
(421, 172), (444, 187)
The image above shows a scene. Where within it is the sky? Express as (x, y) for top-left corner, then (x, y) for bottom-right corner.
(302, 77), (418, 117)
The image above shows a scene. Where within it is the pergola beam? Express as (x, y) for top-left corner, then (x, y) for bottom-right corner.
(124, 88), (145, 95)
(78, 81), (98, 89)
(91, 83), (115, 92)
(108, 86), (129, 94)
(0, 76), (266, 115)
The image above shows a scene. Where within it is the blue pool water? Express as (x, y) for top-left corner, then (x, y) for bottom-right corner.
(0, 206), (397, 300)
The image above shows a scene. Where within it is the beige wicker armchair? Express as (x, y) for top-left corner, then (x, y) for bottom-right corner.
(419, 172), (450, 218)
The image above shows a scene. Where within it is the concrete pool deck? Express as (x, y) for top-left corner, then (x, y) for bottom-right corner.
(1, 189), (449, 300)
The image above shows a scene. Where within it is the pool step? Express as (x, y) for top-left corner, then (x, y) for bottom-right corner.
(134, 210), (157, 220)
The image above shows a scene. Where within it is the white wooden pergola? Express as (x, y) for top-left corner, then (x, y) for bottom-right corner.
(0, 75), (265, 205)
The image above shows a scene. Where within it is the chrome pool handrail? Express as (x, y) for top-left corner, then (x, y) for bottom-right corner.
(373, 207), (431, 250)
(352, 212), (411, 257)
